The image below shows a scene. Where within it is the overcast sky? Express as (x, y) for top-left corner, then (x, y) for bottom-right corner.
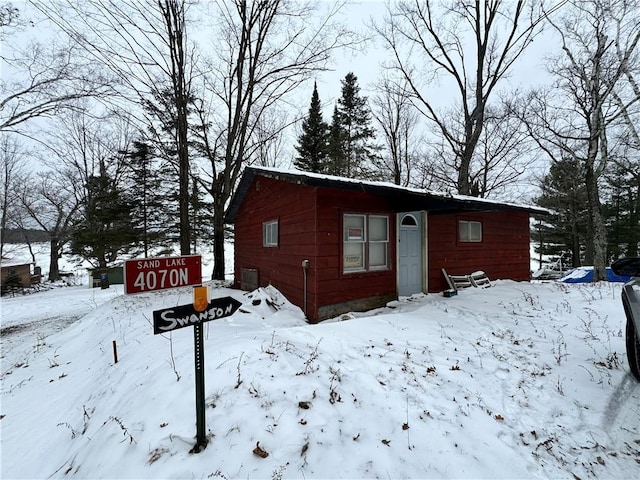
(313, 0), (556, 102)
(3, 0), (558, 197)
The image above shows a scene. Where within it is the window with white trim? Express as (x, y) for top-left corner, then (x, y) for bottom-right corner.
(263, 219), (278, 247)
(343, 214), (389, 272)
(459, 220), (482, 243)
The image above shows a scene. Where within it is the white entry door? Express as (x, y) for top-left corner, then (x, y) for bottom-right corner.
(398, 213), (423, 296)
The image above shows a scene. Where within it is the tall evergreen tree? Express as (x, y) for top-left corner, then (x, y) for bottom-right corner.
(326, 105), (347, 176)
(70, 166), (138, 268)
(294, 82), (328, 173)
(603, 162), (640, 258)
(190, 180), (214, 254)
(123, 140), (173, 257)
(334, 72), (379, 178)
(534, 157), (589, 268)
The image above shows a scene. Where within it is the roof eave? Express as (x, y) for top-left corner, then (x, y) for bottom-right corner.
(225, 167), (550, 223)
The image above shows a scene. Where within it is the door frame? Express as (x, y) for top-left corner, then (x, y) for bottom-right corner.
(396, 211), (428, 295)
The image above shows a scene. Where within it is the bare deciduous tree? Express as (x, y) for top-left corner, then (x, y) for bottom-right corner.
(194, 0), (357, 279)
(371, 75), (423, 187)
(429, 102), (535, 198)
(375, 0), (554, 195)
(17, 170), (80, 281)
(1, 36), (110, 133)
(42, 107), (133, 199)
(0, 133), (27, 258)
(33, 0), (197, 255)
(36, 108), (136, 270)
(252, 109), (288, 168)
(0, 2), (21, 33)
(516, 0), (640, 280)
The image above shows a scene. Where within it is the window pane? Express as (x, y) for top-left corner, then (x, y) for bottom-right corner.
(401, 214), (417, 226)
(344, 215), (365, 241)
(459, 221), (468, 242)
(469, 221), (482, 242)
(344, 242), (364, 270)
(369, 216), (388, 241)
(459, 220), (482, 242)
(263, 220), (278, 246)
(369, 242), (387, 268)
(343, 214), (388, 272)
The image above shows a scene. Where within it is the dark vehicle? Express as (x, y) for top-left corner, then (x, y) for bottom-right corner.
(611, 258), (640, 381)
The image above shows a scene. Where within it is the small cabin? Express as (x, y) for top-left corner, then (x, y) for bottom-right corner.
(1, 258), (38, 294)
(226, 167), (547, 322)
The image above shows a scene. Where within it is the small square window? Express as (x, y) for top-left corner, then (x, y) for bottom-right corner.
(459, 220), (482, 243)
(263, 220), (278, 247)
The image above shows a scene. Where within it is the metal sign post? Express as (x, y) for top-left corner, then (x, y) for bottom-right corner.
(193, 322), (206, 452)
(152, 291), (242, 453)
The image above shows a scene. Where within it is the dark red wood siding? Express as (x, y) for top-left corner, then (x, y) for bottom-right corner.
(428, 211), (531, 292)
(314, 188), (397, 313)
(233, 175), (534, 320)
(233, 178), (398, 321)
(233, 177), (317, 316)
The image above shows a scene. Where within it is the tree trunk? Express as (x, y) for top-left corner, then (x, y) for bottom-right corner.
(458, 107), (485, 196)
(630, 182), (640, 257)
(585, 159), (607, 281)
(178, 125), (190, 256)
(458, 144), (473, 196)
(162, 0), (191, 257)
(48, 236), (61, 282)
(211, 214), (225, 281)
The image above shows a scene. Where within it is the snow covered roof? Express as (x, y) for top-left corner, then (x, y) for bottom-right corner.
(226, 166), (550, 223)
(0, 257), (34, 268)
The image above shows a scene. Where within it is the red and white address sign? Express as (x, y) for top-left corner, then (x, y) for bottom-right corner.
(124, 255), (202, 294)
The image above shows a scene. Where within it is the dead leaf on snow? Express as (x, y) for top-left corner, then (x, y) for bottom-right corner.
(253, 441), (269, 458)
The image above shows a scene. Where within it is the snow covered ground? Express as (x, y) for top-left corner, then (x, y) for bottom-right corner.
(1, 277), (639, 479)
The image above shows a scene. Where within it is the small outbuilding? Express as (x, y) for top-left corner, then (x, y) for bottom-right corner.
(1, 258), (38, 294)
(226, 167), (547, 322)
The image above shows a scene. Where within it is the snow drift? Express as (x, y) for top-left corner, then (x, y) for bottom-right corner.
(1, 280), (639, 479)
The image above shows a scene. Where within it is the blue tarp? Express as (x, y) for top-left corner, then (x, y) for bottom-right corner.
(559, 267), (631, 283)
